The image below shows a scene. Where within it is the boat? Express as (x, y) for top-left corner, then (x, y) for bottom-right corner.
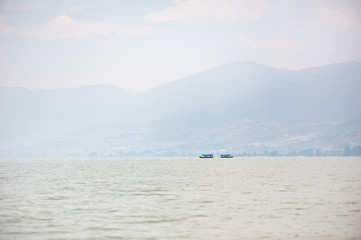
(220, 154), (233, 158)
(199, 154), (214, 158)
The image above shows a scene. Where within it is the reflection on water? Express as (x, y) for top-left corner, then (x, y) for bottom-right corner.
(0, 157), (360, 239)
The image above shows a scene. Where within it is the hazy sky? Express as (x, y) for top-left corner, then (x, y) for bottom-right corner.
(0, 0), (360, 92)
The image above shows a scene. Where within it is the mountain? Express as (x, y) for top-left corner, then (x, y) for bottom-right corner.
(0, 61), (360, 156)
(0, 85), (135, 148)
(136, 61), (287, 120)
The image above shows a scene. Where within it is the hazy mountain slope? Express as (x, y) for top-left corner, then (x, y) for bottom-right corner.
(135, 61), (361, 123)
(135, 62), (289, 120)
(127, 61), (361, 154)
(254, 61), (361, 122)
(0, 85), (135, 148)
(0, 61), (360, 155)
(171, 61), (361, 124)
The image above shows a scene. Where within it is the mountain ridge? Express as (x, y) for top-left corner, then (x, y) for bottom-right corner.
(0, 61), (360, 156)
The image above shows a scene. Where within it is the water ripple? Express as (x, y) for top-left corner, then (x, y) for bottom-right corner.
(0, 157), (361, 239)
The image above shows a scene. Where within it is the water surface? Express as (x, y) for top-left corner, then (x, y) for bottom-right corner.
(0, 157), (360, 239)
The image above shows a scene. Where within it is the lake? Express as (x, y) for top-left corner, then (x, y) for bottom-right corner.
(0, 157), (360, 240)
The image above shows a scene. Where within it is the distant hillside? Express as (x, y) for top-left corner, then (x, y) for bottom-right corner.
(136, 61), (288, 120)
(0, 85), (135, 148)
(0, 62), (360, 156)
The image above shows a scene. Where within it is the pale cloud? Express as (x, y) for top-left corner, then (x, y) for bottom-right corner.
(146, 0), (268, 22)
(0, 14), (15, 35)
(312, 5), (361, 29)
(4, 3), (49, 11)
(232, 0), (361, 69)
(65, 6), (84, 15)
(16, 15), (153, 39)
(1, 0), (360, 92)
(0, 21), (15, 35)
(256, 38), (309, 57)
(235, 32), (309, 69)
